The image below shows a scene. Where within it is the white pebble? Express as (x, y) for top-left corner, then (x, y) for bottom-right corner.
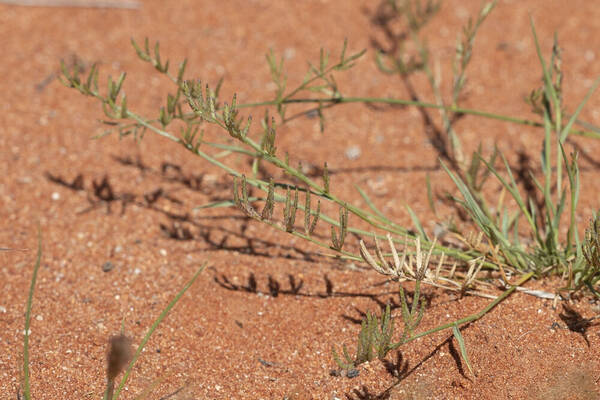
(284, 47), (296, 60)
(51, 192), (60, 200)
(345, 146), (361, 160)
(585, 50), (595, 62)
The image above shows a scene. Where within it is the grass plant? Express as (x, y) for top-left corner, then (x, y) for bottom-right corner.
(335, 235), (533, 373)
(58, 0), (600, 383)
(19, 230), (206, 399)
(443, 20), (600, 281)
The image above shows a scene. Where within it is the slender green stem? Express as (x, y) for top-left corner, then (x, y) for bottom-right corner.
(66, 66), (523, 270)
(145, 109), (505, 266)
(112, 263), (206, 400)
(113, 103), (503, 269)
(127, 106), (411, 236)
(22, 228), (43, 400)
(235, 96), (600, 139)
(280, 58), (341, 101)
(62, 64), (510, 271)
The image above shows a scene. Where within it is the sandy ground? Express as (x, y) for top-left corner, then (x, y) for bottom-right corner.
(1, 0), (600, 398)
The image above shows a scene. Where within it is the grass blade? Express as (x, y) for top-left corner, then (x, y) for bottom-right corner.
(406, 204), (429, 241)
(479, 153), (538, 236)
(355, 184), (389, 223)
(530, 18), (558, 109)
(441, 160), (504, 246)
(452, 324), (474, 376)
(426, 173), (437, 216)
(560, 76), (600, 142)
(194, 197), (263, 209)
(112, 262), (207, 400)
(22, 229), (43, 400)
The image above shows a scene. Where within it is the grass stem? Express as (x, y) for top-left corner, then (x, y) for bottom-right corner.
(390, 271), (534, 349)
(112, 262), (206, 400)
(22, 228), (42, 400)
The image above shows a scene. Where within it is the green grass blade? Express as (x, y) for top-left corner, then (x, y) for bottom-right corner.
(426, 173), (437, 216)
(529, 18), (559, 108)
(480, 153), (537, 235)
(512, 215), (521, 247)
(405, 204), (429, 241)
(500, 208), (509, 237)
(441, 160), (507, 247)
(560, 76), (600, 142)
(498, 154), (529, 215)
(112, 262), (207, 400)
(354, 184), (392, 224)
(562, 144), (580, 252)
(571, 115), (600, 135)
(194, 197), (263, 209)
(552, 188), (567, 233)
(199, 140), (257, 157)
(452, 324), (474, 376)
(22, 229), (43, 400)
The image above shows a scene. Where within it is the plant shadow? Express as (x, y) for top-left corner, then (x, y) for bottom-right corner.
(558, 304), (600, 347)
(365, 0), (456, 168)
(44, 167), (324, 262)
(343, 326), (471, 399)
(214, 272), (400, 303)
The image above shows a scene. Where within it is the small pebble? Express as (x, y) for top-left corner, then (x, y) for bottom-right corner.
(433, 223), (447, 239)
(284, 47), (296, 60)
(102, 261), (115, 272)
(346, 369), (360, 378)
(345, 146), (361, 160)
(585, 50), (595, 62)
(305, 109), (319, 119)
(51, 192), (60, 200)
(159, 249), (167, 257)
(329, 368), (360, 378)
